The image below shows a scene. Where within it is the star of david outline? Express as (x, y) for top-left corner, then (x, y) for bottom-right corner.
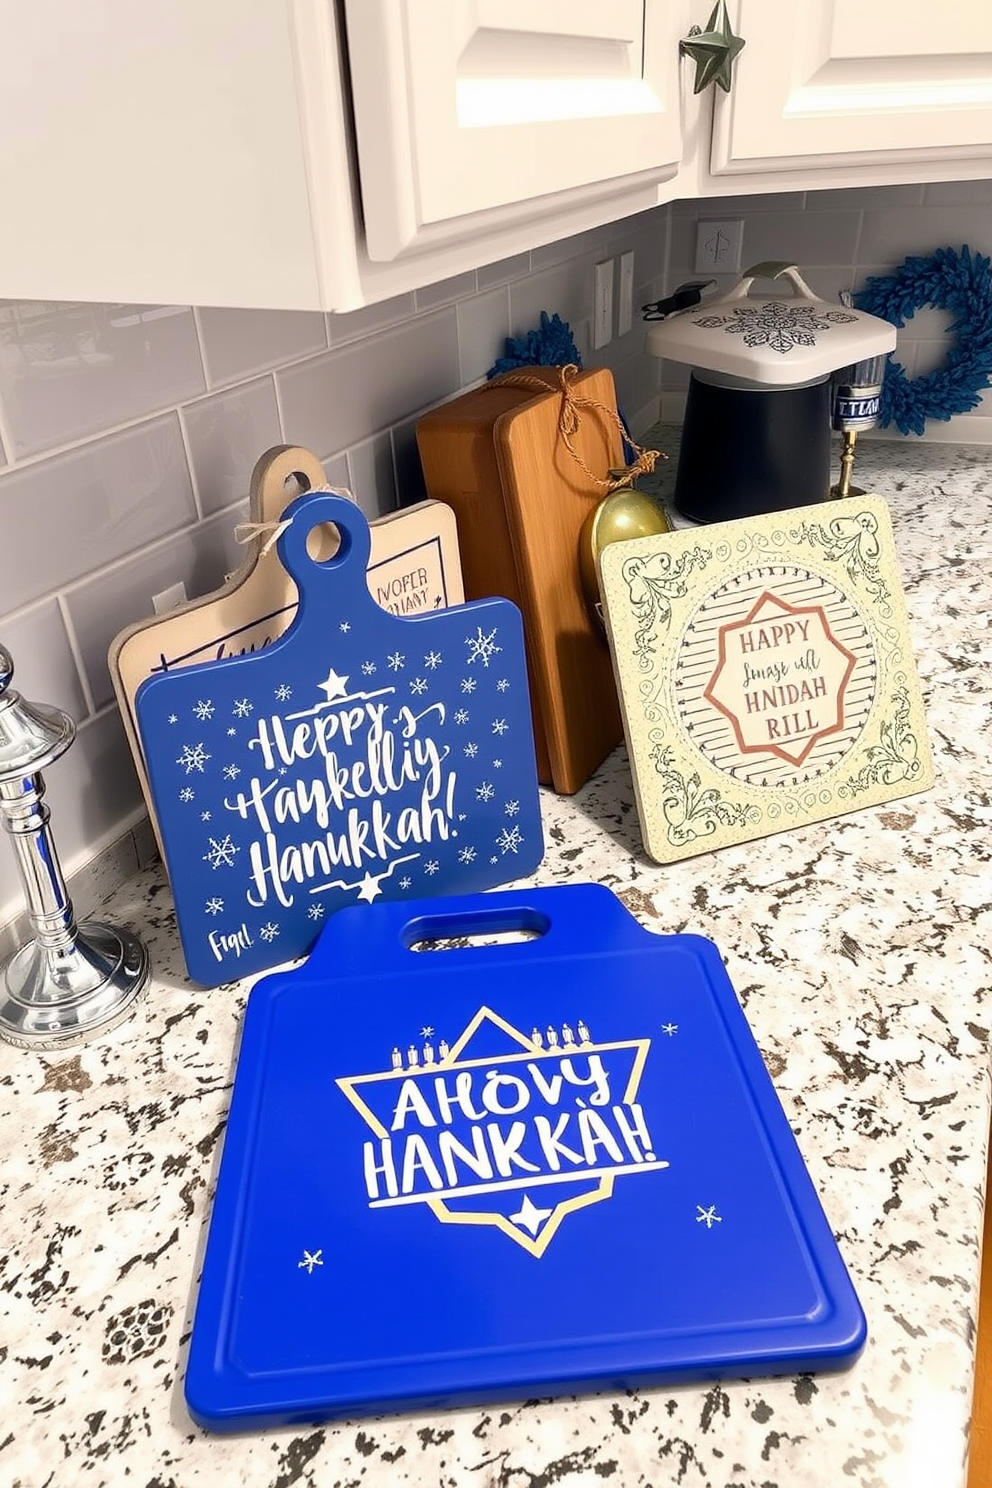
(702, 589), (859, 768)
(336, 1007), (656, 1258)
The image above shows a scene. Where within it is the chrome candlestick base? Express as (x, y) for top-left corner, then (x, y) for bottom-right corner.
(0, 641), (150, 1050)
(0, 920), (149, 1049)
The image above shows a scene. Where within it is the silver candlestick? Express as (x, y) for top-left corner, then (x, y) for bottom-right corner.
(0, 643), (149, 1048)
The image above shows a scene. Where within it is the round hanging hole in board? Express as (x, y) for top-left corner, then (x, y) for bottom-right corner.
(282, 472), (347, 563)
(305, 520), (351, 566)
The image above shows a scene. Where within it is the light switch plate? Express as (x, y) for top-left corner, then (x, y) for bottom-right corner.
(618, 251), (635, 336)
(593, 260), (614, 349)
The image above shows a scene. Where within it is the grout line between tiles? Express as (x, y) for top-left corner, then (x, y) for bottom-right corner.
(191, 306), (212, 388)
(0, 390), (13, 468)
(851, 208), (866, 276)
(272, 369), (288, 443)
(52, 492), (253, 606)
(56, 594), (98, 719)
(176, 406), (205, 522)
(0, 405), (193, 479)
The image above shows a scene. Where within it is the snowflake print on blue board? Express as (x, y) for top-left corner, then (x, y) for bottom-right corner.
(135, 491), (544, 985)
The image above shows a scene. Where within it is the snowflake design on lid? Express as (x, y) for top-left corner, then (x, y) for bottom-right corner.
(192, 699), (215, 721)
(222, 764), (241, 780)
(179, 786), (195, 802)
(274, 684), (292, 701)
(177, 742), (210, 774)
(476, 781), (495, 802)
(232, 698), (253, 718)
(205, 897), (224, 916)
(465, 625), (502, 667)
(203, 835), (239, 870)
(454, 709), (469, 725)
(492, 718), (509, 736)
(259, 922), (280, 943)
(460, 677), (477, 694)
(464, 742), (478, 758)
(410, 677), (429, 696)
(424, 650), (443, 669)
(496, 825), (524, 855)
(362, 661), (376, 676)
(693, 300), (857, 356)
(387, 652), (405, 671)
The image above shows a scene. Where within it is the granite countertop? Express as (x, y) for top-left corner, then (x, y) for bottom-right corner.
(1, 432), (990, 1488)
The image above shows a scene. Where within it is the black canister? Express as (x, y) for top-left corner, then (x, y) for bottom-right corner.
(674, 369), (832, 524)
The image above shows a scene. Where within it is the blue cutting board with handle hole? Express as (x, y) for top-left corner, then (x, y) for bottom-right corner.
(135, 490), (544, 985)
(184, 882), (866, 1431)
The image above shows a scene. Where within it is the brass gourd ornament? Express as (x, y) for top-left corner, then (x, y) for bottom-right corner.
(579, 473), (672, 629)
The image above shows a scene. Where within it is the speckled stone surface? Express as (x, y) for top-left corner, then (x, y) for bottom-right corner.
(1, 432), (990, 1488)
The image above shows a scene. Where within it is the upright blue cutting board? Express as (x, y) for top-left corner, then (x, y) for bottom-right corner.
(135, 491), (544, 984)
(185, 883), (866, 1431)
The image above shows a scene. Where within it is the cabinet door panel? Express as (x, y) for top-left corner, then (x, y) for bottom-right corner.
(344, 0), (683, 261)
(711, 0), (992, 176)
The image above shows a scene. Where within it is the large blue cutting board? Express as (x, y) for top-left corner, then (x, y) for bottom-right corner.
(135, 492), (543, 984)
(185, 882), (865, 1431)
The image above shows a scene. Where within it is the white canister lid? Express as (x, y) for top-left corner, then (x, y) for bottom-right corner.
(646, 262), (896, 387)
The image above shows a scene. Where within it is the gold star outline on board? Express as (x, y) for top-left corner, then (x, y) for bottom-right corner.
(680, 0), (746, 94)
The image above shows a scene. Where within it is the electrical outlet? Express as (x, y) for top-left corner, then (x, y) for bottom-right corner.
(152, 580), (188, 615)
(694, 219), (744, 276)
(593, 259), (614, 349)
(618, 251), (635, 336)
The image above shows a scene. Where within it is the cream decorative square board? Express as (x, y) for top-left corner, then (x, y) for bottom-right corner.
(598, 496), (934, 864)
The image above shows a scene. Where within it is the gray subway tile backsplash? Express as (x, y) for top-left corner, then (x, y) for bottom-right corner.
(456, 285), (511, 384)
(0, 413), (197, 615)
(64, 504), (250, 712)
(327, 292), (417, 347)
(0, 180), (990, 926)
(197, 306), (327, 387)
(276, 307), (462, 459)
(347, 433), (397, 519)
(182, 377), (282, 516)
(0, 598), (89, 721)
(0, 301), (205, 457)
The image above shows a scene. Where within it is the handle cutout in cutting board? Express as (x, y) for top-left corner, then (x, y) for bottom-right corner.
(402, 906), (550, 952)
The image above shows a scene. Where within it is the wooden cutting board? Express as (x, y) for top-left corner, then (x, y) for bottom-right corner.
(493, 368), (626, 794)
(134, 490), (543, 986)
(110, 445), (464, 854)
(417, 368), (626, 795)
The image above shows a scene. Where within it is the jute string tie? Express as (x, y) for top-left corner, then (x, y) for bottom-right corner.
(490, 364), (665, 491)
(233, 484), (354, 555)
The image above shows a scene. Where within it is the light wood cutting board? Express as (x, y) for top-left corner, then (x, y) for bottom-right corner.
(110, 444), (463, 854)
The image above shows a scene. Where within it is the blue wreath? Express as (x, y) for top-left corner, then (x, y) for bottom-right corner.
(854, 245), (992, 436)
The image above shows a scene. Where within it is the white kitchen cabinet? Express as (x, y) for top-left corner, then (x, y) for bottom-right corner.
(0, 1), (988, 313)
(706, 0), (992, 191)
(342, 0), (684, 263)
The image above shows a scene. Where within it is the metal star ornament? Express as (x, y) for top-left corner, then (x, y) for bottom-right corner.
(680, 1), (746, 94)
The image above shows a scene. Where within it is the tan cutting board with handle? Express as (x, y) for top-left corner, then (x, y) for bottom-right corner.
(110, 444), (463, 853)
